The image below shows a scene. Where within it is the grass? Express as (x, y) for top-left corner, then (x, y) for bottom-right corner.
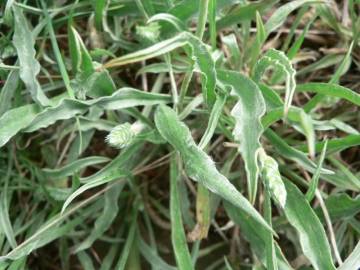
(0, 0), (359, 269)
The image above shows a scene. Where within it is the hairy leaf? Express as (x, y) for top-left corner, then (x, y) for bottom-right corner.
(218, 69), (266, 203)
(154, 105), (273, 233)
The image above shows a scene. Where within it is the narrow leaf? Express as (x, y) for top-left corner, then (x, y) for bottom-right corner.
(218, 69), (266, 203)
(170, 155), (193, 270)
(297, 83), (360, 106)
(305, 140), (328, 201)
(103, 32), (216, 105)
(154, 105), (273, 233)
(0, 88), (171, 148)
(337, 240), (360, 270)
(12, 6), (50, 106)
(253, 49), (296, 115)
(283, 180), (336, 270)
(42, 156), (110, 179)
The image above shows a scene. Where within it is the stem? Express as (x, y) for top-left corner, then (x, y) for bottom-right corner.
(315, 189), (343, 265)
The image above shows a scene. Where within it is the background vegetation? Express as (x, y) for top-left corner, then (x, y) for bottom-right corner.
(0, 0), (359, 269)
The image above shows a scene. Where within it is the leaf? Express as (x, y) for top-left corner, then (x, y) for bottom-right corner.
(305, 140), (328, 201)
(0, 70), (19, 117)
(224, 202), (292, 270)
(103, 33), (187, 67)
(93, 0), (106, 30)
(195, 0), (210, 40)
(147, 13), (186, 31)
(337, 241), (360, 270)
(115, 209), (138, 270)
(297, 83), (360, 107)
(296, 135), (360, 155)
(103, 32), (216, 106)
(79, 143), (142, 183)
(283, 180), (336, 270)
(138, 237), (177, 270)
(264, 0), (316, 34)
(61, 170), (127, 213)
(61, 142), (142, 212)
(218, 69), (266, 203)
(0, 195), (104, 261)
(72, 69), (116, 98)
(3, 0), (15, 26)
(299, 110), (316, 158)
(0, 103), (41, 148)
(77, 251), (95, 270)
(154, 105), (273, 234)
(264, 129), (333, 175)
(0, 197), (17, 249)
(297, 54), (344, 76)
(216, 0), (278, 31)
(170, 155), (193, 270)
(12, 5), (50, 106)
(259, 84), (284, 110)
(253, 49), (296, 115)
(42, 156), (110, 179)
(287, 19), (313, 59)
(41, 1), (74, 99)
(248, 11), (266, 68)
(263, 189), (278, 270)
(315, 194), (360, 221)
(258, 148), (286, 208)
(222, 34), (241, 69)
(198, 93), (227, 149)
(209, 0), (217, 49)
(0, 88), (171, 148)
(74, 182), (124, 253)
(68, 26), (94, 76)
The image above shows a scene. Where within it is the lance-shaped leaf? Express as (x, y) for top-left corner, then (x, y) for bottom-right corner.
(154, 105), (273, 233)
(217, 69), (266, 203)
(12, 6), (50, 106)
(296, 83), (360, 106)
(0, 88), (171, 148)
(338, 241), (360, 270)
(103, 32), (216, 105)
(42, 156), (110, 179)
(283, 180), (336, 270)
(224, 201), (292, 270)
(170, 155), (193, 270)
(73, 182), (125, 253)
(253, 49), (296, 115)
(264, 0), (317, 34)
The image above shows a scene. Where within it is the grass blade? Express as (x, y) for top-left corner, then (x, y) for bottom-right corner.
(338, 241), (360, 270)
(74, 182), (124, 253)
(170, 155), (193, 269)
(218, 69), (266, 203)
(0, 88), (171, 148)
(297, 83), (360, 107)
(283, 180), (336, 270)
(305, 140), (328, 202)
(104, 32), (216, 105)
(253, 49), (296, 115)
(42, 156), (110, 179)
(154, 105), (273, 233)
(264, 0), (317, 34)
(224, 202), (292, 270)
(12, 6), (50, 106)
